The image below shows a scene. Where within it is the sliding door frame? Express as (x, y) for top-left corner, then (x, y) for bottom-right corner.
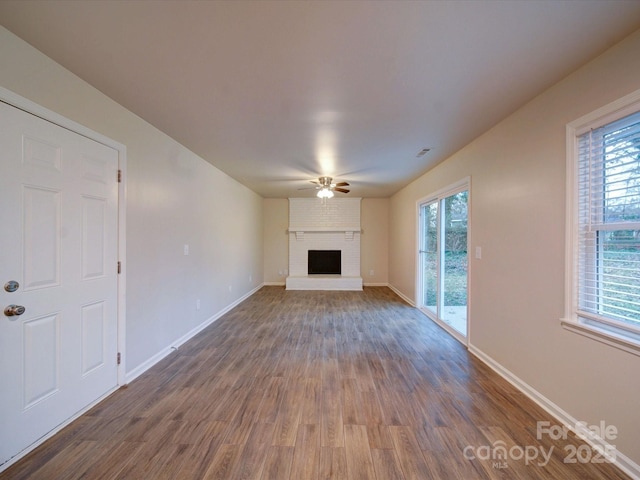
(416, 177), (471, 346)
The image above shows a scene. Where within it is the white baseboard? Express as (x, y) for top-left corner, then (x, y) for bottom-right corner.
(468, 344), (640, 480)
(388, 283), (416, 306)
(363, 282), (389, 287)
(263, 281), (285, 286)
(125, 283), (264, 384)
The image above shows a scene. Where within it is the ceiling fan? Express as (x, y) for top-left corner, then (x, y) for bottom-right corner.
(299, 176), (350, 198)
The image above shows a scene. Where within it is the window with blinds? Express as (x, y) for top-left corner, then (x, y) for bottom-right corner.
(576, 110), (640, 335)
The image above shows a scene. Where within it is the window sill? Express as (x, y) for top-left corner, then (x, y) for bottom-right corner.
(561, 318), (640, 358)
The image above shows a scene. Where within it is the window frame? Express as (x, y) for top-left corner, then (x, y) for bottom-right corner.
(563, 88), (640, 356)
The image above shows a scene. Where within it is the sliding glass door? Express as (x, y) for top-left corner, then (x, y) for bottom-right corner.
(419, 184), (469, 342)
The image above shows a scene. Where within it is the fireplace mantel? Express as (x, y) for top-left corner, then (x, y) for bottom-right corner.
(287, 227), (361, 233)
(288, 227), (361, 242)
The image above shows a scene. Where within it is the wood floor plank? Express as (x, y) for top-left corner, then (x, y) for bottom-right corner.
(255, 376), (287, 424)
(320, 380), (345, 448)
(319, 447), (348, 480)
(169, 421), (229, 479)
(141, 385), (194, 420)
(344, 424), (377, 480)
(389, 425), (432, 479)
(375, 378), (412, 426)
(0, 287), (630, 480)
(272, 378), (305, 446)
(260, 446), (294, 480)
(145, 443), (192, 480)
(120, 415), (168, 443)
(224, 377), (270, 445)
(116, 435), (187, 479)
(27, 440), (98, 480)
(371, 448), (406, 480)
(341, 377), (367, 425)
(367, 424), (394, 450)
(290, 423), (320, 480)
(78, 441), (144, 480)
(73, 413), (131, 442)
(210, 375), (257, 423)
(421, 448), (491, 480)
(300, 376), (322, 425)
(228, 422), (276, 480)
(305, 349), (325, 380)
(203, 443), (242, 480)
(181, 375), (236, 423)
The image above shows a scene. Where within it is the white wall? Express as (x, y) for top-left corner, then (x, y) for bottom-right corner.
(361, 198), (389, 285)
(389, 29), (640, 468)
(0, 27), (264, 374)
(263, 198), (289, 285)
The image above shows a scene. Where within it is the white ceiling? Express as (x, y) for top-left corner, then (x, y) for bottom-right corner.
(1, 1), (640, 198)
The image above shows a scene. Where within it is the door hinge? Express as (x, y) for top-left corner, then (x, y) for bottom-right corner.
(117, 261), (121, 274)
(117, 169), (122, 183)
(117, 352), (121, 365)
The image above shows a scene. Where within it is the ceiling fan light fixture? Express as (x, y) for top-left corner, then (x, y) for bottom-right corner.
(317, 187), (334, 199)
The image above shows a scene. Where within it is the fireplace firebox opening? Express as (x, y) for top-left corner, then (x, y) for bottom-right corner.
(308, 250), (341, 275)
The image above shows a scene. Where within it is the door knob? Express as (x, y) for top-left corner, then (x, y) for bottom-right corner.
(4, 305), (25, 317)
(4, 281), (19, 293)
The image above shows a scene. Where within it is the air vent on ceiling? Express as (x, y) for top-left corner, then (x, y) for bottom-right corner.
(416, 148), (431, 158)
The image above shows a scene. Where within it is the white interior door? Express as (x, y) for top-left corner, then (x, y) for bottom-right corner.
(0, 101), (119, 465)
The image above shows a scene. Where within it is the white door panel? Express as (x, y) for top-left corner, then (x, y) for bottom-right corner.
(0, 101), (119, 465)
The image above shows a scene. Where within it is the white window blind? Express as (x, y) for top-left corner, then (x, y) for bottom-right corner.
(577, 110), (640, 334)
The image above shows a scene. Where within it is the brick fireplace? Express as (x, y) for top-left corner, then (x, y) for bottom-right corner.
(285, 197), (363, 290)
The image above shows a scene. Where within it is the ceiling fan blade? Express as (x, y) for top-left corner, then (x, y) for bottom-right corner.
(334, 188), (350, 194)
(297, 186), (318, 190)
(334, 182), (349, 187)
(310, 180), (321, 185)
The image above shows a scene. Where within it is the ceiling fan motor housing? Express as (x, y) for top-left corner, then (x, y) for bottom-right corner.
(319, 176), (333, 187)
(308, 176), (349, 194)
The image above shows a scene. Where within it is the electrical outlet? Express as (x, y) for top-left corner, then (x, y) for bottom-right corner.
(475, 246), (482, 259)
(183, 244), (189, 256)
(278, 269), (283, 276)
(196, 299), (200, 310)
(249, 275), (252, 282)
(369, 269), (375, 276)
(228, 285), (232, 292)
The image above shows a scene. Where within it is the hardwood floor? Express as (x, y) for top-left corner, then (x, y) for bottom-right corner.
(1, 287), (630, 479)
